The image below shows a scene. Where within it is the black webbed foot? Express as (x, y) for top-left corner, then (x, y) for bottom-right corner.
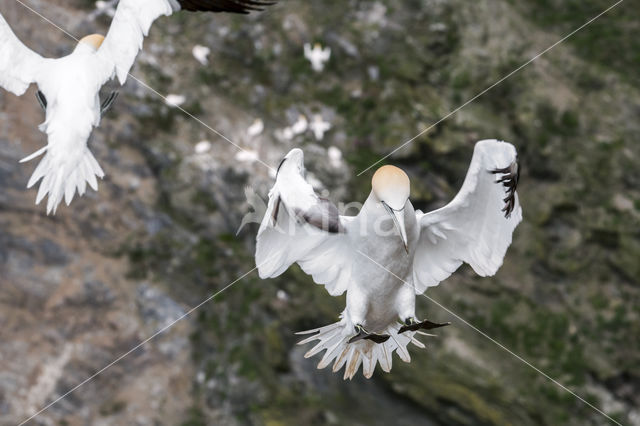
(489, 161), (519, 218)
(398, 317), (450, 334)
(36, 90), (47, 111)
(101, 91), (119, 115)
(348, 324), (390, 344)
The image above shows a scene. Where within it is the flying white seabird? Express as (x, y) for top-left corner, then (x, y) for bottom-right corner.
(256, 140), (522, 379)
(0, 0), (275, 214)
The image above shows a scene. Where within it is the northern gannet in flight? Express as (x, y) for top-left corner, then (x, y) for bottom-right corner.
(256, 141), (521, 379)
(0, 0), (275, 214)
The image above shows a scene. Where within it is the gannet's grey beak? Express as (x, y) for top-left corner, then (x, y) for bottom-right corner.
(383, 202), (408, 254)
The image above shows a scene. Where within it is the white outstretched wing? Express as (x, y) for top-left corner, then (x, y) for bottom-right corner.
(96, 0), (179, 84)
(412, 139), (522, 294)
(256, 150), (353, 297)
(0, 13), (49, 95)
(96, 0), (275, 84)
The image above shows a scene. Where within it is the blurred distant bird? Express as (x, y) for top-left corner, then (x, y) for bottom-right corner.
(194, 140), (212, 154)
(165, 93), (186, 107)
(235, 149), (259, 163)
(304, 42), (331, 72)
(291, 114), (308, 135)
(256, 141), (521, 379)
(89, 1), (118, 20)
(309, 114), (331, 140)
(279, 114), (307, 141)
(192, 44), (210, 65)
(0, 0), (275, 214)
(247, 118), (264, 137)
(327, 146), (342, 168)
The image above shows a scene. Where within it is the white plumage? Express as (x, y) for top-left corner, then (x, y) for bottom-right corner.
(256, 141), (522, 379)
(303, 42), (331, 72)
(309, 114), (331, 141)
(192, 44), (211, 65)
(0, 0), (275, 213)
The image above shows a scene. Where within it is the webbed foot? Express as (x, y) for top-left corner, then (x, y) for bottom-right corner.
(398, 317), (450, 334)
(348, 324), (390, 344)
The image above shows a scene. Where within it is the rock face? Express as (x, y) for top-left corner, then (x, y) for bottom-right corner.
(0, 0), (639, 425)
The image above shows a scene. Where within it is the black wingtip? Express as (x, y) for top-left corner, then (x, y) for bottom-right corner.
(35, 90), (47, 111)
(178, 0), (277, 14)
(489, 160), (520, 218)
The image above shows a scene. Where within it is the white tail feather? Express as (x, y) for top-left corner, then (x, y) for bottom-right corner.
(22, 145), (105, 214)
(19, 146), (47, 163)
(297, 320), (427, 380)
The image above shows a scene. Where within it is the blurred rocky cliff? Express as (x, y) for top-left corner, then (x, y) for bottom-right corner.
(0, 0), (638, 425)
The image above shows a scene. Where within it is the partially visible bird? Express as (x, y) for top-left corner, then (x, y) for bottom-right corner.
(0, 0), (276, 214)
(256, 141), (522, 379)
(304, 42), (331, 72)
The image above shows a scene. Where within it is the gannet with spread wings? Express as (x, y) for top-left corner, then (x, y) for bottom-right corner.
(0, 0), (274, 213)
(256, 141), (522, 379)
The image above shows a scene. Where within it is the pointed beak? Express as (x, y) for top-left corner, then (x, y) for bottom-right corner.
(383, 202), (408, 254)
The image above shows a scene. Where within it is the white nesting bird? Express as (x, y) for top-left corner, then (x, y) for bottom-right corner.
(0, 0), (275, 214)
(256, 141), (522, 379)
(235, 149), (259, 163)
(247, 118), (264, 137)
(165, 93), (187, 107)
(92, 1), (118, 19)
(191, 44), (211, 65)
(309, 114), (331, 140)
(327, 146), (342, 168)
(303, 42), (331, 72)
(290, 114), (308, 135)
(194, 140), (212, 154)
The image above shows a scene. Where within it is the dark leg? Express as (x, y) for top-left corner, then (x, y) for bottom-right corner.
(101, 91), (119, 115)
(348, 324), (390, 344)
(398, 317), (450, 334)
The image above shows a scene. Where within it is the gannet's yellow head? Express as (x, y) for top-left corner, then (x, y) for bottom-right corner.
(78, 34), (105, 51)
(372, 165), (410, 211)
(372, 165), (410, 253)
